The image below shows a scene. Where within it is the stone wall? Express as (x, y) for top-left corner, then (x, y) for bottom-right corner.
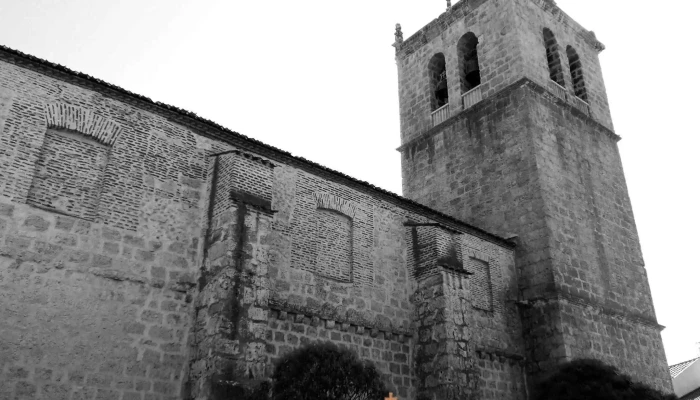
(398, 79), (671, 391)
(0, 49), (520, 400)
(0, 198), (196, 400)
(524, 83), (669, 388)
(188, 150), (521, 400)
(0, 0), (673, 396)
(189, 202), (274, 400)
(0, 58), (217, 399)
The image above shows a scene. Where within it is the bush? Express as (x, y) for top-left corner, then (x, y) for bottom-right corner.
(534, 358), (677, 400)
(268, 342), (388, 400)
(245, 380), (272, 400)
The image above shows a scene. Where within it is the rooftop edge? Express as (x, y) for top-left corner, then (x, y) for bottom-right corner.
(0, 43), (516, 250)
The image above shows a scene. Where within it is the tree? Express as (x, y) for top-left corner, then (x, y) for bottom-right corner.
(269, 342), (388, 400)
(534, 358), (677, 400)
(245, 380), (272, 400)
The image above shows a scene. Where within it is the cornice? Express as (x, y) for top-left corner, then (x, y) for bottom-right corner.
(397, 77), (621, 153)
(521, 294), (664, 331)
(395, 0), (604, 60)
(528, 0), (606, 52)
(395, 0), (487, 60)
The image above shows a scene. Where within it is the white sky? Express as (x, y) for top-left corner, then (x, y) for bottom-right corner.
(0, 0), (698, 366)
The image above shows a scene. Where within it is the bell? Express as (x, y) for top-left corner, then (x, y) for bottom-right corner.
(435, 88), (449, 106)
(464, 58), (480, 75)
(436, 78), (448, 91)
(466, 70), (481, 87)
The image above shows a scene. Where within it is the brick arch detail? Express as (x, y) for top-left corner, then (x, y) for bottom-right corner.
(44, 102), (122, 146)
(313, 192), (357, 219)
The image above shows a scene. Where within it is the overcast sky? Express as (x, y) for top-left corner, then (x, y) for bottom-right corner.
(0, 0), (698, 366)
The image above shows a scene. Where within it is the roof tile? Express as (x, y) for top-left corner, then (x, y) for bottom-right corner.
(670, 357), (699, 378)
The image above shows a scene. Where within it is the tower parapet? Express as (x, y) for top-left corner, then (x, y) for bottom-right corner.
(395, 0), (612, 148)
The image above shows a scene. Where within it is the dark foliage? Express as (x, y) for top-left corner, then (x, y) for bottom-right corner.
(266, 342), (388, 400)
(535, 358), (677, 400)
(245, 380), (272, 400)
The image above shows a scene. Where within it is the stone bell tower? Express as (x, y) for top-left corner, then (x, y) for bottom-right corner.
(395, 0), (672, 392)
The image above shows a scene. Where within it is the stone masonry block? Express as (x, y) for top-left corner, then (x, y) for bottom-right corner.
(23, 215), (50, 231)
(0, 203), (14, 217)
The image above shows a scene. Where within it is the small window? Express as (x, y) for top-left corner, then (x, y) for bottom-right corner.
(543, 28), (565, 87)
(457, 33), (481, 93)
(566, 45), (588, 102)
(428, 53), (448, 111)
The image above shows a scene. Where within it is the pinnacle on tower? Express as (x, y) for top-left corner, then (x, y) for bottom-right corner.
(393, 23), (403, 48)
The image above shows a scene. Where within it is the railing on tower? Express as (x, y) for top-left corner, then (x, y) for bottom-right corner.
(548, 80), (567, 101)
(547, 80), (591, 116)
(570, 95), (590, 116)
(462, 85), (483, 110)
(431, 103), (450, 126)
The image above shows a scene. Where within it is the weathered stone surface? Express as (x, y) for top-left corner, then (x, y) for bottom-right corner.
(0, 71), (204, 398)
(0, 1), (667, 400)
(180, 145), (518, 400)
(396, 0), (671, 397)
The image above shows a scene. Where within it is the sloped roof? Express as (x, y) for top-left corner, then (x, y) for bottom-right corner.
(670, 358), (700, 379)
(681, 386), (700, 400)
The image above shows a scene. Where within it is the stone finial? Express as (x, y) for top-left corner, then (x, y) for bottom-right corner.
(446, 0), (452, 10)
(394, 23), (403, 47)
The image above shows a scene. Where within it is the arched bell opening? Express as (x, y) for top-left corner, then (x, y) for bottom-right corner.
(457, 33), (481, 93)
(566, 45), (588, 102)
(428, 53), (449, 111)
(543, 28), (565, 87)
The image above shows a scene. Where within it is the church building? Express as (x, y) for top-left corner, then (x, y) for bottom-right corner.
(0, 0), (672, 399)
